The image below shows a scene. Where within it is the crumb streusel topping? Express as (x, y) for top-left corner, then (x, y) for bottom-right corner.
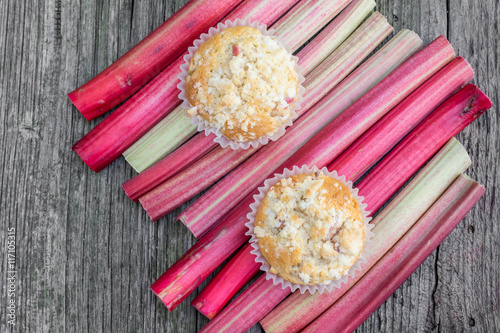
(185, 26), (298, 143)
(254, 173), (365, 285)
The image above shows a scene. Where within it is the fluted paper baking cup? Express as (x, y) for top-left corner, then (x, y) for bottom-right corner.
(177, 18), (305, 150)
(245, 165), (374, 294)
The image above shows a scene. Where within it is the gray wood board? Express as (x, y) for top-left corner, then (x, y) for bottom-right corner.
(0, 0), (498, 332)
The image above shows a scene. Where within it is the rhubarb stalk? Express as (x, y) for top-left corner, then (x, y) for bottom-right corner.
(191, 243), (260, 319)
(190, 55), (474, 316)
(297, 0), (376, 72)
(130, 10), (391, 204)
(180, 34), (450, 238)
(123, 0), (375, 172)
(140, 14), (394, 218)
(200, 138), (471, 333)
(72, 0), (301, 172)
(68, 0), (243, 120)
(123, 105), (199, 173)
(303, 175), (485, 333)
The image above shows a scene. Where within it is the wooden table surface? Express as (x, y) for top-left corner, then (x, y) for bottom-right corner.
(1, 0), (499, 332)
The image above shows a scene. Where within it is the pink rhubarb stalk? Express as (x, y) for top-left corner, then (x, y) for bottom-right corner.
(297, 0), (376, 72)
(191, 243), (260, 319)
(180, 34), (450, 238)
(355, 83), (492, 214)
(132, 11), (391, 206)
(123, 105), (199, 173)
(272, 0), (353, 51)
(72, 0), (300, 172)
(201, 276), (287, 333)
(261, 86), (492, 333)
(189, 55), (474, 314)
(68, 0), (243, 120)
(303, 175), (485, 333)
(123, 0), (375, 173)
(199, 138), (472, 333)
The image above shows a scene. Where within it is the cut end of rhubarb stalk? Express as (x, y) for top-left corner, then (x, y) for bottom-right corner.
(150, 283), (177, 311)
(68, 90), (95, 121)
(462, 84), (493, 113)
(139, 196), (161, 222)
(177, 215), (199, 238)
(72, 142), (103, 173)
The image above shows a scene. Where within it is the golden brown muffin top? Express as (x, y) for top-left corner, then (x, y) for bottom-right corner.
(185, 26), (298, 143)
(254, 173), (365, 285)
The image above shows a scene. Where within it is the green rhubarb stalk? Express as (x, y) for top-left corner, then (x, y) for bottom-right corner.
(259, 139), (471, 333)
(123, 105), (197, 172)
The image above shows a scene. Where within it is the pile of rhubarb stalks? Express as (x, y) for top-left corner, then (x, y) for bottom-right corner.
(69, 0), (492, 332)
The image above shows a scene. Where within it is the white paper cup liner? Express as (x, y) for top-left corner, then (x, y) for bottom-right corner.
(245, 165), (374, 294)
(177, 18), (305, 150)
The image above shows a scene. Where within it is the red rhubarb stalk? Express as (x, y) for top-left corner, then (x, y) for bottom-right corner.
(180, 34), (450, 238)
(150, 197), (255, 311)
(68, 0), (243, 120)
(303, 175), (485, 333)
(199, 138), (472, 333)
(131, 11), (392, 205)
(261, 86), (492, 333)
(190, 55), (474, 315)
(72, 0), (300, 172)
(191, 243), (260, 319)
(123, 0), (375, 173)
(141, 148), (255, 221)
(333, 56), (473, 181)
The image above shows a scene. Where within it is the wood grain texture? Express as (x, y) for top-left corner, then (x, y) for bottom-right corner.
(0, 0), (498, 332)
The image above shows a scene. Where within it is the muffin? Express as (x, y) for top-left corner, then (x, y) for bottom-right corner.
(253, 172), (366, 286)
(184, 26), (299, 143)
